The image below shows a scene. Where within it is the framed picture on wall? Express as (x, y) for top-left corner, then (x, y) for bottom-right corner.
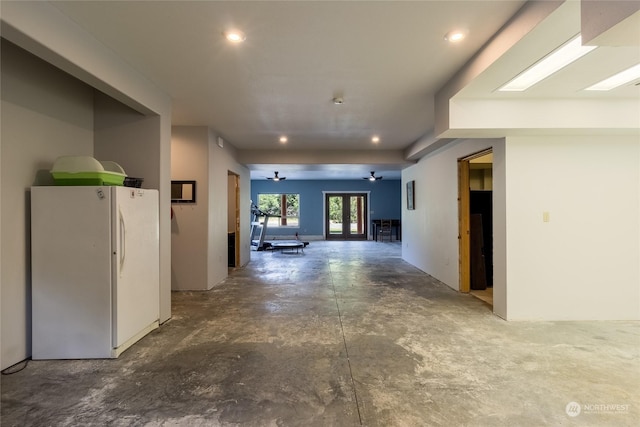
(407, 180), (415, 210)
(171, 180), (196, 204)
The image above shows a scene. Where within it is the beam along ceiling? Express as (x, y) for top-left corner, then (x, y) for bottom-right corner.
(48, 1), (639, 180)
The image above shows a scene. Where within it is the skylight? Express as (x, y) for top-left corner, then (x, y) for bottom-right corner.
(585, 63), (640, 91)
(499, 35), (596, 92)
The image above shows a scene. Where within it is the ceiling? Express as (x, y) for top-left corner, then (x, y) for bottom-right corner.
(48, 1), (639, 180)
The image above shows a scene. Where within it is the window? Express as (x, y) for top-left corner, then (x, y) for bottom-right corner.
(257, 194), (300, 227)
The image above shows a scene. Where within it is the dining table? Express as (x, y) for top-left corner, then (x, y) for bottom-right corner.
(371, 219), (401, 241)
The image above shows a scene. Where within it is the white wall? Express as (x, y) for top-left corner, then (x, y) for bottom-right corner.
(504, 135), (639, 320)
(2, 0), (173, 326)
(1, 41), (94, 368)
(171, 127), (251, 291)
(207, 129), (251, 286)
(94, 92), (162, 189)
(492, 141), (507, 319)
(171, 126), (210, 290)
(402, 134), (639, 321)
(401, 138), (503, 301)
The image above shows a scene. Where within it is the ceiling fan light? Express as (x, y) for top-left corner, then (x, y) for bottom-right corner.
(364, 171), (382, 181)
(268, 171), (285, 181)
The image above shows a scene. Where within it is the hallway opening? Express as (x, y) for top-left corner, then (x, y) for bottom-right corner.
(458, 149), (493, 307)
(324, 192), (369, 240)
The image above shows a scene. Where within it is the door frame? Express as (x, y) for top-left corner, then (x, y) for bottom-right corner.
(323, 191), (371, 240)
(228, 171), (240, 267)
(458, 148), (492, 293)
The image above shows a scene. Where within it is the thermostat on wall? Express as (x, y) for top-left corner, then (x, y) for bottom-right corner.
(217, 137), (224, 148)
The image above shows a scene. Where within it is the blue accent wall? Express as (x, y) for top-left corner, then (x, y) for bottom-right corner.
(251, 179), (401, 238)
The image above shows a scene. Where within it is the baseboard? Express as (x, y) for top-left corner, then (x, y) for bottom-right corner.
(265, 235), (324, 241)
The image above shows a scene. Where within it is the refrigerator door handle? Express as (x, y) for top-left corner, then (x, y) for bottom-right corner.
(119, 209), (126, 275)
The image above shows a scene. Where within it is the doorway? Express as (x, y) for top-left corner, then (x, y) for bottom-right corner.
(227, 172), (240, 268)
(458, 149), (493, 305)
(325, 193), (368, 240)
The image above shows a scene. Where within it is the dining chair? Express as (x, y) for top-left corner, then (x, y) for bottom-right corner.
(378, 219), (392, 242)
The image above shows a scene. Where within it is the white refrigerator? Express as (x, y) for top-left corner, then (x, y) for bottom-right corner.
(31, 186), (160, 359)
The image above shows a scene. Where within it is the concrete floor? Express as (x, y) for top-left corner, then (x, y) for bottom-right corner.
(2, 241), (638, 426)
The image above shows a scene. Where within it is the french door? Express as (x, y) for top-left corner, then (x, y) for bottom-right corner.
(325, 193), (368, 240)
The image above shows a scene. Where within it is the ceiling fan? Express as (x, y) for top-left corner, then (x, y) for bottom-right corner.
(363, 171), (382, 181)
(267, 171), (286, 181)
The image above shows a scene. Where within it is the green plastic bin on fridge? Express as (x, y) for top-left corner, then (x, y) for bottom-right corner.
(50, 156), (126, 186)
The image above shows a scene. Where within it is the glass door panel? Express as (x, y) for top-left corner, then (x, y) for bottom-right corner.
(326, 193), (367, 240)
(328, 195), (343, 236)
(349, 195), (366, 236)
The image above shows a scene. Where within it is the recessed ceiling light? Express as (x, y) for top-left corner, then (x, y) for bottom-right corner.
(499, 35), (596, 92)
(585, 63), (640, 91)
(444, 29), (468, 43)
(371, 136), (380, 143)
(224, 30), (246, 43)
(279, 136), (288, 143)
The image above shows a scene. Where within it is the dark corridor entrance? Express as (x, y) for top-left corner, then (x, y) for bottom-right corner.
(470, 190), (493, 289)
